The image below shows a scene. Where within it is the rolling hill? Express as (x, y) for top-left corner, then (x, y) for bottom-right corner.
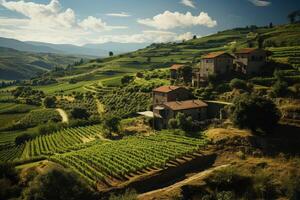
(49, 23), (300, 83)
(0, 47), (81, 80)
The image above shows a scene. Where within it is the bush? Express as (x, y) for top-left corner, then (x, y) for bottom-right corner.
(231, 94), (281, 133)
(103, 115), (120, 133)
(205, 167), (251, 192)
(70, 107), (90, 119)
(23, 168), (98, 200)
(15, 133), (34, 145)
(230, 78), (248, 91)
(43, 96), (57, 108)
(271, 80), (289, 97)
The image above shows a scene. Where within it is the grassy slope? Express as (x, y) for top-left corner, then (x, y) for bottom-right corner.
(2, 23), (299, 95)
(0, 47), (82, 80)
(51, 23), (300, 82)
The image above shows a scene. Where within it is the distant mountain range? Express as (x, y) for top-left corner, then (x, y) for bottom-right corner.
(0, 37), (149, 57)
(0, 47), (81, 80)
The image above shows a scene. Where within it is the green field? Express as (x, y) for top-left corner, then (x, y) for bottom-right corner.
(0, 124), (105, 163)
(50, 133), (207, 187)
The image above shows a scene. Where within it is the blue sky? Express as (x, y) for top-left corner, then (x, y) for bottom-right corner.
(0, 0), (299, 45)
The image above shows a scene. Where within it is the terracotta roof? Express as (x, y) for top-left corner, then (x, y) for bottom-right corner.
(202, 51), (234, 59)
(235, 48), (258, 54)
(153, 86), (181, 93)
(170, 64), (185, 70)
(163, 100), (207, 111)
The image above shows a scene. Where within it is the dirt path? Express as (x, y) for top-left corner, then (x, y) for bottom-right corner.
(56, 108), (69, 123)
(96, 99), (105, 114)
(138, 164), (229, 199)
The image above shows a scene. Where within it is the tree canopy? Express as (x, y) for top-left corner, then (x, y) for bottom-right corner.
(231, 94), (281, 133)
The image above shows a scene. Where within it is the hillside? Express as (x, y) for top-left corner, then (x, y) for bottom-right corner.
(50, 23), (300, 83)
(0, 47), (81, 80)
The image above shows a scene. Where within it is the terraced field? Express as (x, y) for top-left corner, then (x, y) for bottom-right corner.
(0, 124), (105, 163)
(50, 133), (208, 189)
(21, 125), (104, 159)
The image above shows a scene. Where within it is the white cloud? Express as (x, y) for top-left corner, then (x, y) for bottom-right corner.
(92, 31), (198, 44)
(0, 0), (127, 44)
(181, 0), (195, 8)
(138, 11), (217, 30)
(248, 0), (271, 7)
(176, 32), (195, 41)
(106, 12), (131, 17)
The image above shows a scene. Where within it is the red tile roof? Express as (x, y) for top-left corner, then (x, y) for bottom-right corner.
(163, 100), (207, 111)
(170, 64), (185, 70)
(153, 86), (181, 93)
(202, 51), (234, 59)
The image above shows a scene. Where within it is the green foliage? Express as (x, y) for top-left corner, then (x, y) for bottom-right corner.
(0, 47), (80, 80)
(11, 86), (44, 105)
(0, 163), (21, 200)
(70, 107), (90, 119)
(271, 80), (289, 97)
(121, 75), (134, 85)
(16, 109), (62, 129)
(38, 122), (67, 135)
(229, 78), (248, 91)
(231, 94), (281, 133)
(23, 168), (97, 200)
(43, 96), (57, 108)
(50, 133), (207, 187)
(15, 133), (34, 146)
(103, 115), (120, 133)
(20, 125), (105, 160)
(98, 85), (151, 118)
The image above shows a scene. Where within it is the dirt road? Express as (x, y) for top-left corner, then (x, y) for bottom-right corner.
(56, 108), (69, 123)
(138, 164), (229, 199)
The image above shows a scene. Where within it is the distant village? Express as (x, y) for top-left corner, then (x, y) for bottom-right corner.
(140, 48), (271, 129)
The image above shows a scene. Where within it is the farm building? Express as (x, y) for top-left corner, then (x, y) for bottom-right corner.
(153, 99), (208, 129)
(234, 48), (271, 75)
(170, 64), (186, 80)
(152, 85), (192, 106)
(192, 51), (234, 87)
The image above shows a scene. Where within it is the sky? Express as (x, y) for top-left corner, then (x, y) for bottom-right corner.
(0, 0), (299, 45)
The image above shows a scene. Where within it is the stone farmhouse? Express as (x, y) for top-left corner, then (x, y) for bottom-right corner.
(152, 86), (207, 129)
(140, 48), (268, 129)
(170, 64), (186, 80)
(192, 51), (235, 87)
(234, 48), (270, 74)
(168, 48), (270, 87)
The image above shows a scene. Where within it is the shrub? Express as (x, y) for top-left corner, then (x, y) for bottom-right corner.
(231, 94), (281, 133)
(103, 115), (121, 133)
(271, 80), (289, 97)
(230, 78), (248, 91)
(205, 167), (251, 194)
(15, 133), (34, 145)
(70, 107), (90, 119)
(23, 168), (98, 200)
(43, 96), (57, 108)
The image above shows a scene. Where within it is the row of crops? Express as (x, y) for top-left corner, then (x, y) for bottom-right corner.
(269, 46), (300, 67)
(0, 144), (24, 163)
(57, 97), (98, 116)
(49, 133), (207, 188)
(0, 125), (104, 163)
(98, 87), (151, 118)
(21, 125), (104, 159)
